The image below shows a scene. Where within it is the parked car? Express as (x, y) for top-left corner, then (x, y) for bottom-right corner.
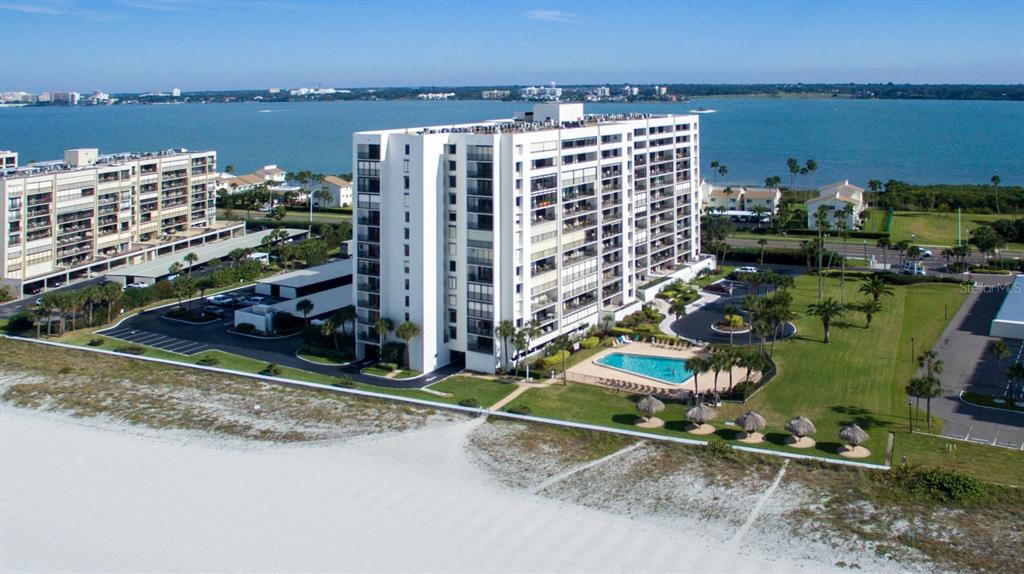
(920, 249), (933, 258)
(901, 262), (926, 276)
(124, 282), (148, 290)
(734, 266), (760, 274)
(247, 296), (267, 306)
(206, 294), (235, 306)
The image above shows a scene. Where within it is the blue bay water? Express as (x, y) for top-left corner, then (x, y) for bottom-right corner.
(1, 98), (1021, 186)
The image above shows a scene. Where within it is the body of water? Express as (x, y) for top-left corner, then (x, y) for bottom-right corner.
(1, 98), (1021, 186)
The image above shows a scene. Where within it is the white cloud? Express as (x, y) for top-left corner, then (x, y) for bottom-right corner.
(526, 9), (574, 23)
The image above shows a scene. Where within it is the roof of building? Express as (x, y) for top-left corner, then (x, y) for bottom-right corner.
(819, 180), (865, 195)
(807, 192), (860, 206)
(992, 275), (1024, 328)
(221, 173), (265, 187)
(106, 228), (308, 279)
(253, 166), (285, 177)
(743, 187), (781, 199)
(258, 258), (352, 289)
(322, 175), (351, 187)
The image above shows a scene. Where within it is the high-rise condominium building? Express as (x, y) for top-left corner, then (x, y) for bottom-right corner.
(0, 148), (219, 289)
(353, 103), (703, 373)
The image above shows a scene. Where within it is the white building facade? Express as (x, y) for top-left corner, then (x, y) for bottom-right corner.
(0, 148), (217, 286)
(353, 103), (702, 374)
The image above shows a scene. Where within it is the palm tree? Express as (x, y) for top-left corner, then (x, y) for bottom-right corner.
(321, 318), (339, 352)
(517, 321), (541, 380)
(670, 297), (688, 325)
(859, 274), (894, 303)
(906, 376), (931, 428)
(1006, 362), (1024, 404)
(374, 317), (393, 353)
(876, 237), (891, 267)
(65, 289), (83, 331)
(757, 238), (768, 265)
(337, 306), (357, 336)
(991, 174), (1001, 214)
(855, 298), (883, 328)
(183, 252), (199, 275)
(923, 375), (942, 429)
(39, 292), (62, 335)
(102, 281), (123, 324)
(709, 348), (731, 392)
(752, 319), (773, 358)
(764, 175), (782, 189)
(636, 394), (665, 424)
(549, 336), (572, 385)
(786, 157), (800, 188)
(395, 321), (421, 371)
(686, 355), (711, 395)
(806, 298), (844, 343)
(918, 349), (944, 379)
(990, 340), (1011, 369)
(495, 319), (517, 373)
(296, 299), (315, 328)
(196, 277), (214, 316)
(168, 261), (183, 279)
(804, 159), (818, 187)
(710, 160), (720, 183)
(717, 164), (728, 181)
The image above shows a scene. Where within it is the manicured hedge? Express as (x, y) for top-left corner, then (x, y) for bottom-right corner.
(779, 228), (890, 240)
(727, 246), (847, 266)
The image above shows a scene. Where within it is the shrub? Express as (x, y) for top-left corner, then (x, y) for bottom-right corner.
(262, 363), (282, 376)
(580, 336), (600, 349)
(723, 314), (744, 328)
(6, 312), (34, 333)
(726, 246), (847, 266)
(272, 312), (304, 333)
(542, 350), (570, 369)
(58, 366), (73, 374)
(88, 337), (104, 347)
(114, 345), (146, 355)
(508, 405), (533, 415)
(609, 326), (635, 337)
(333, 376), (355, 388)
(968, 266), (1012, 275)
(197, 356), (220, 366)
(381, 341), (406, 364)
(458, 397), (482, 408)
(779, 228), (890, 240)
(879, 273), (965, 286)
(235, 322), (256, 334)
(701, 440), (733, 458)
(377, 362), (398, 371)
(601, 337), (616, 347)
(881, 465), (985, 503)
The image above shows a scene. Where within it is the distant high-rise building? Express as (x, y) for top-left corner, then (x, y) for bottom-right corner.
(51, 91), (80, 105)
(352, 103), (704, 374)
(520, 84), (562, 100)
(171, 87), (181, 97)
(0, 148), (221, 287)
(481, 90), (511, 100)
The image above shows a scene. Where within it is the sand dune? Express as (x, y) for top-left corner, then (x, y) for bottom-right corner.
(1, 406), (856, 573)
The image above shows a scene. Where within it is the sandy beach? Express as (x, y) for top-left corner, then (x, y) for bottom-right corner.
(0, 404), (867, 574)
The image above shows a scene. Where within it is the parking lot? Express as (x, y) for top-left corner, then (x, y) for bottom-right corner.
(98, 325), (214, 356)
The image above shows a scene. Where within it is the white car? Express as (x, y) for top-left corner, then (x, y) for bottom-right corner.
(734, 266), (760, 274)
(206, 294), (235, 306)
(920, 249), (933, 258)
(124, 282), (148, 290)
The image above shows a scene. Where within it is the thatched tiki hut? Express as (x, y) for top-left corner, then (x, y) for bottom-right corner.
(784, 416), (817, 448)
(636, 395), (666, 427)
(734, 411), (767, 443)
(838, 424), (871, 458)
(685, 404), (717, 435)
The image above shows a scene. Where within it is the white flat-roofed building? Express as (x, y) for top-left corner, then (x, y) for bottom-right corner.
(235, 258), (354, 333)
(990, 275), (1024, 340)
(0, 147), (220, 289)
(316, 175), (353, 207)
(807, 180), (866, 229)
(353, 103), (708, 374)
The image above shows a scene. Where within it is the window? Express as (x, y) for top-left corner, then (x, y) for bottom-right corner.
(405, 296), (410, 307)
(449, 176), (457, 188)
(449, 194), (456, 205)
(404, 144), (410, 155)
(405, 313), (409, 322)
(403, 176), (410, 190)
(447, 276), (456, 290)
(404, 244), (410, 256)
(405, 212), (410, 223)
(448, 160), (456, 171)
(403, 159), (410, 173)
(404, 279), (410, 290)
(446, 144), (457, 154)
(449, 212), (457, 222)
(448, 309), (457, 322)
(449, 260), (456, 272)
(404, 228), (410, 239)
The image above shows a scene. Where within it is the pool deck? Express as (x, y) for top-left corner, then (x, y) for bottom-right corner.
(568, 342), (750, 394)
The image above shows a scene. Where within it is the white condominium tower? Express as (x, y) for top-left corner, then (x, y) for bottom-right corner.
(0, 148), (218, 290)
(353, 103), (701, 373)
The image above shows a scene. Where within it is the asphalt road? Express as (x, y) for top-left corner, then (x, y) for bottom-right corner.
(726, 237), (995, 267)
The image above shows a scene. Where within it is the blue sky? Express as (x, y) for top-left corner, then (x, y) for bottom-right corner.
(1, 0), (1021, 92)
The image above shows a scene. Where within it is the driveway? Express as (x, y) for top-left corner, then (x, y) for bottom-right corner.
(926, 274), (1024, 449)
(98, 302), (459, 389)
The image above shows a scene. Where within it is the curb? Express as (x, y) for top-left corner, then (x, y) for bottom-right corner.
(957, 390), (1024, 415)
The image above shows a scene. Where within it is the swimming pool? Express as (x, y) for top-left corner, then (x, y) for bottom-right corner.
(595, 353), (693, 385)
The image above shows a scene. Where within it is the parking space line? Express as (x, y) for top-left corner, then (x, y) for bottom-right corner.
(133, 333), (165, 345)
(146, 336), (174, 347)
(164, 341), (199, 353)
(180, 345), (209, 355)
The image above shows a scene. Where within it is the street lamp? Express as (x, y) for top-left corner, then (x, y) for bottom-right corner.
(911, 337), (916, 362)
(863, 240), (868, 262)
(907, 399), (913, 432)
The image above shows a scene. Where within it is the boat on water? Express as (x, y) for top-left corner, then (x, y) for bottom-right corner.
(690, 107), (717, 114)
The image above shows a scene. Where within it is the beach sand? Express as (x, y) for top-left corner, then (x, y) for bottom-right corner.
(0, 404), (869, 574)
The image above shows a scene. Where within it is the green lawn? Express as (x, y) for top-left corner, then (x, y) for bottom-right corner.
(297, 349), (346, 365)
(426, 376), (518, 407)
(893, 432), (1024, 488)
(507, 274), (973, 468)
(876, 209), (1024, 250)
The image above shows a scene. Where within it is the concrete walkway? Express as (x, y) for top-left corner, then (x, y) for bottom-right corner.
(926, 274), (1024, 449)
(488, 379), (554, 412)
